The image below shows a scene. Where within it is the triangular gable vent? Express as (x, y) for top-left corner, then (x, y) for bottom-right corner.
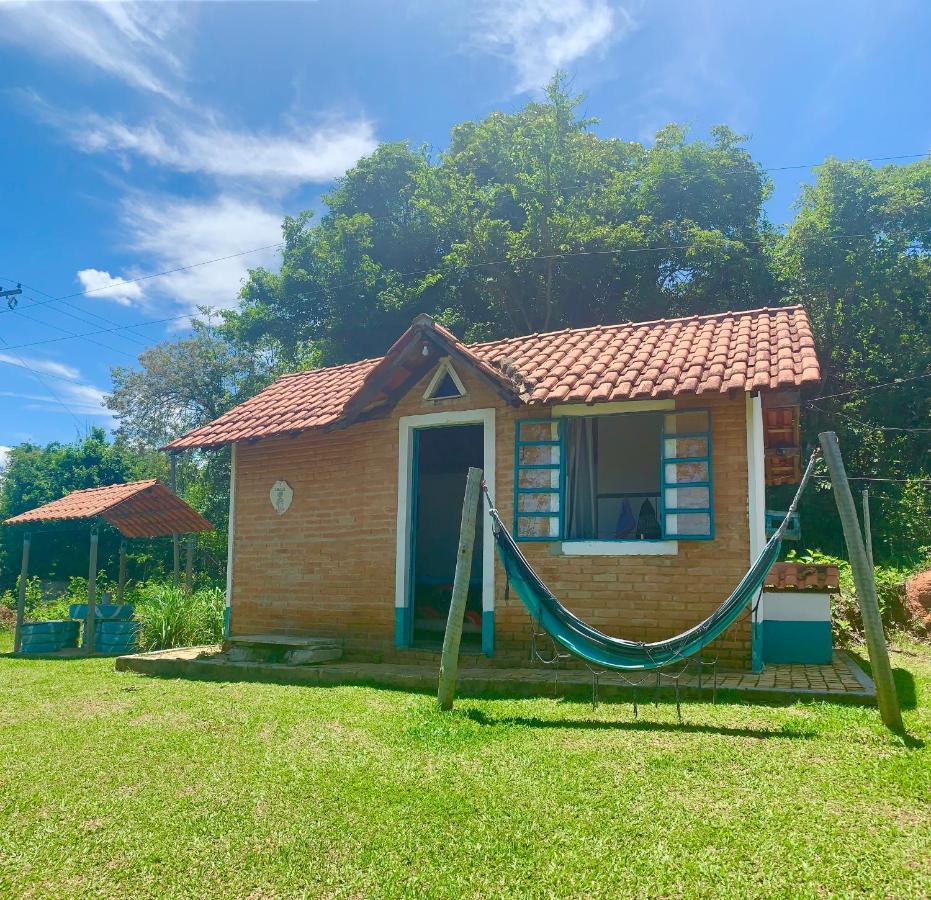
(423, 357), (466, 401)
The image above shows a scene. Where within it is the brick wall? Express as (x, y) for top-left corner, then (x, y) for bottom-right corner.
(230, 362), (754, 667)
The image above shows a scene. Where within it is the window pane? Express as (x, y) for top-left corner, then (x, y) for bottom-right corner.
(516, 515), (560, 538)
(664, 411), (709, 434)
(518, 492), (559, 513)
(666, 512), (711, 536)
(519, 444), (560, 467)
(664, 436), (708, 459)
(518, 421), (559, 442)
(664, 461), (709, 484)
(518, 468), (560, 490)
(664, 485), (710, 510)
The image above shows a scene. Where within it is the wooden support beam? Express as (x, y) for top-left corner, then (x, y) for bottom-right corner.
(185, 534), (194, 594)
(437, 467), (483, 712)
(117, 539), (127, 604)
(86, 526), (99, 655)
(13, 532), (31, 654)
(170, 453), (180, 588)
(819, 432), (902, 732)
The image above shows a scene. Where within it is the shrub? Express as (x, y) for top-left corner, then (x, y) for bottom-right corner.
(131, 583), (225, 651)
(785, 548), (922, 645)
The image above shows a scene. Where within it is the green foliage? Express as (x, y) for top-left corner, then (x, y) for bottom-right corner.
(130, 582), (225, 651)
(231, 74), (776, 362)
(785, 548), (925, 644)
(773, 157), (931, 562)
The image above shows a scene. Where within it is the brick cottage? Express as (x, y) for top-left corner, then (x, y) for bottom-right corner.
(166, 306), (822, 668)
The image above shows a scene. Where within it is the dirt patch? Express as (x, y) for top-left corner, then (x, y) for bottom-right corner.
(904, 569), (931, 635)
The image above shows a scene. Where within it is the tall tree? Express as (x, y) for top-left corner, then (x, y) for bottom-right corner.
(774, 158), (931, 560)
(232, 74), (776, 361)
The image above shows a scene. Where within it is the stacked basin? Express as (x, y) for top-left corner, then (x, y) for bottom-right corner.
(70, 603), (141, 655)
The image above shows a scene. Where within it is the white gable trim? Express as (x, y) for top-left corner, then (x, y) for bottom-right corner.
(423, 356), (467, 401)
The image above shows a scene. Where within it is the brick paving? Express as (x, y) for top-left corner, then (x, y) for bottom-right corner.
(117, 647), (874, 703)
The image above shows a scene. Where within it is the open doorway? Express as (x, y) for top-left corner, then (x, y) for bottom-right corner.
(410, 423), (484, 650)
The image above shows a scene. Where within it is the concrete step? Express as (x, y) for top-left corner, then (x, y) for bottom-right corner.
(226, 634), (343, 665)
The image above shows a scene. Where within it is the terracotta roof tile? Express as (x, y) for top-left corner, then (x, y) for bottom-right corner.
(3, 481), (214, 538)
(765, 562), (840, 592)
(167, 305), (820, 450)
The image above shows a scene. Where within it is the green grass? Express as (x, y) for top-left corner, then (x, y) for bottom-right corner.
(1, 632), (929, 899)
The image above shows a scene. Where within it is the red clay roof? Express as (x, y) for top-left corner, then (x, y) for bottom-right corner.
(166, 305), (820, 450)
(3, 480), (214, 538)
(765, 562), (840, 592)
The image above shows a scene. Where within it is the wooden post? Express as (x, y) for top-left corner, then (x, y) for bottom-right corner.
(13, 532), (31, 653)
(437, 467), (483, 712)
(184, 534), (194, 594)
(117, 539), (127, 604)
(86, 526), (98, 655)
(819, 432), (903, 731)
(170, 453), (180, 588)
(862, 487), (875, 572)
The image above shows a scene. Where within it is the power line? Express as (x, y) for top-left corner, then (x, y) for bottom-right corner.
(2, 149), (928, 320)
(0, 242), (284, 317)
(10, 305), (137, 360)
(812, 475), (931, 485)
(807, 370), (931, 402)
(0, 311), (195, 352)
(0, 334), (83, 430)
(808, 403), (931, 434)
(763, 152), (928, 172)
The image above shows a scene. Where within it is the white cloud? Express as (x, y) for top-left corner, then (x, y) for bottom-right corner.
(476, 0), (634, 93)
(0, 445), (10, 470)
(119, 194), (284, 314)
(0, 1), (188, 100)
(0, 353), (111, 418)
(0, 382), (110, 419)
(71, 112), (378, 185)
(75, 269), (145, 306)
(0, 353), (81, 381)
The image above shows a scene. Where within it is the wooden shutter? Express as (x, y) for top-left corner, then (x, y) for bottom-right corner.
(660, 409), (714, 540)
(513, 419), (563, 541)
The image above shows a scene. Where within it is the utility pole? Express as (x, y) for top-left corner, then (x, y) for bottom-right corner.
(0, 284), (22, 309)
(819, 432), (903, 732)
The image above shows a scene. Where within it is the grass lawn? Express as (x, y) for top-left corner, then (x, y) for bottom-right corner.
(1, 633), (929, 898)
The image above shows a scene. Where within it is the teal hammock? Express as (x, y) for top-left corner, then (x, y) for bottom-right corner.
(484, 450), (819, 672)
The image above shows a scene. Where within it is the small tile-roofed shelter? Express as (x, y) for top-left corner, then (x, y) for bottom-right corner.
(4, 481), (212, 654)
(165, 306), (822, 670)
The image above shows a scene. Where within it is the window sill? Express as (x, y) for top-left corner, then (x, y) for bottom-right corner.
(560, 540), (679, 556)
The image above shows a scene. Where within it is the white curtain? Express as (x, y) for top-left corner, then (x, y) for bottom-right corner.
(566, 417), (597, 539)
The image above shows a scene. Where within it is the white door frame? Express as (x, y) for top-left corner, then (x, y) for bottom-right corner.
(395, 408), (496, 642)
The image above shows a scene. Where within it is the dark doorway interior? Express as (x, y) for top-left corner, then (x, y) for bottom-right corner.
(411, 424), (484, 650)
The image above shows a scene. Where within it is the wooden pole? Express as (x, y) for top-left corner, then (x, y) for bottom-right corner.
(819, 432), (903, 731)
(86, 526), (98, 655)
(437, 467), (483, 712)
(862, 487), (875, 572)
(170, 453), (180, 588)
(184, 534), (194, 594)
(13, 532), (31, 653)
(117, 539), (127, 604)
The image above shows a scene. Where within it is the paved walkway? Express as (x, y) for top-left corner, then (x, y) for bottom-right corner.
(116, 647), (875, 705)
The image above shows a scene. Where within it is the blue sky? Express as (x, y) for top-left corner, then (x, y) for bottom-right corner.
(0, 0), (929, 460)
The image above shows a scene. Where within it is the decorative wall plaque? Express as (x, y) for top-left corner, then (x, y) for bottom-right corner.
(270, 480), (293, 516)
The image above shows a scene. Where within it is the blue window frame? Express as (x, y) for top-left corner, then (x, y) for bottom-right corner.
(513, 419), (563, 541)
(514, 409), (714, 542)
(660, 409), (714, 540)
